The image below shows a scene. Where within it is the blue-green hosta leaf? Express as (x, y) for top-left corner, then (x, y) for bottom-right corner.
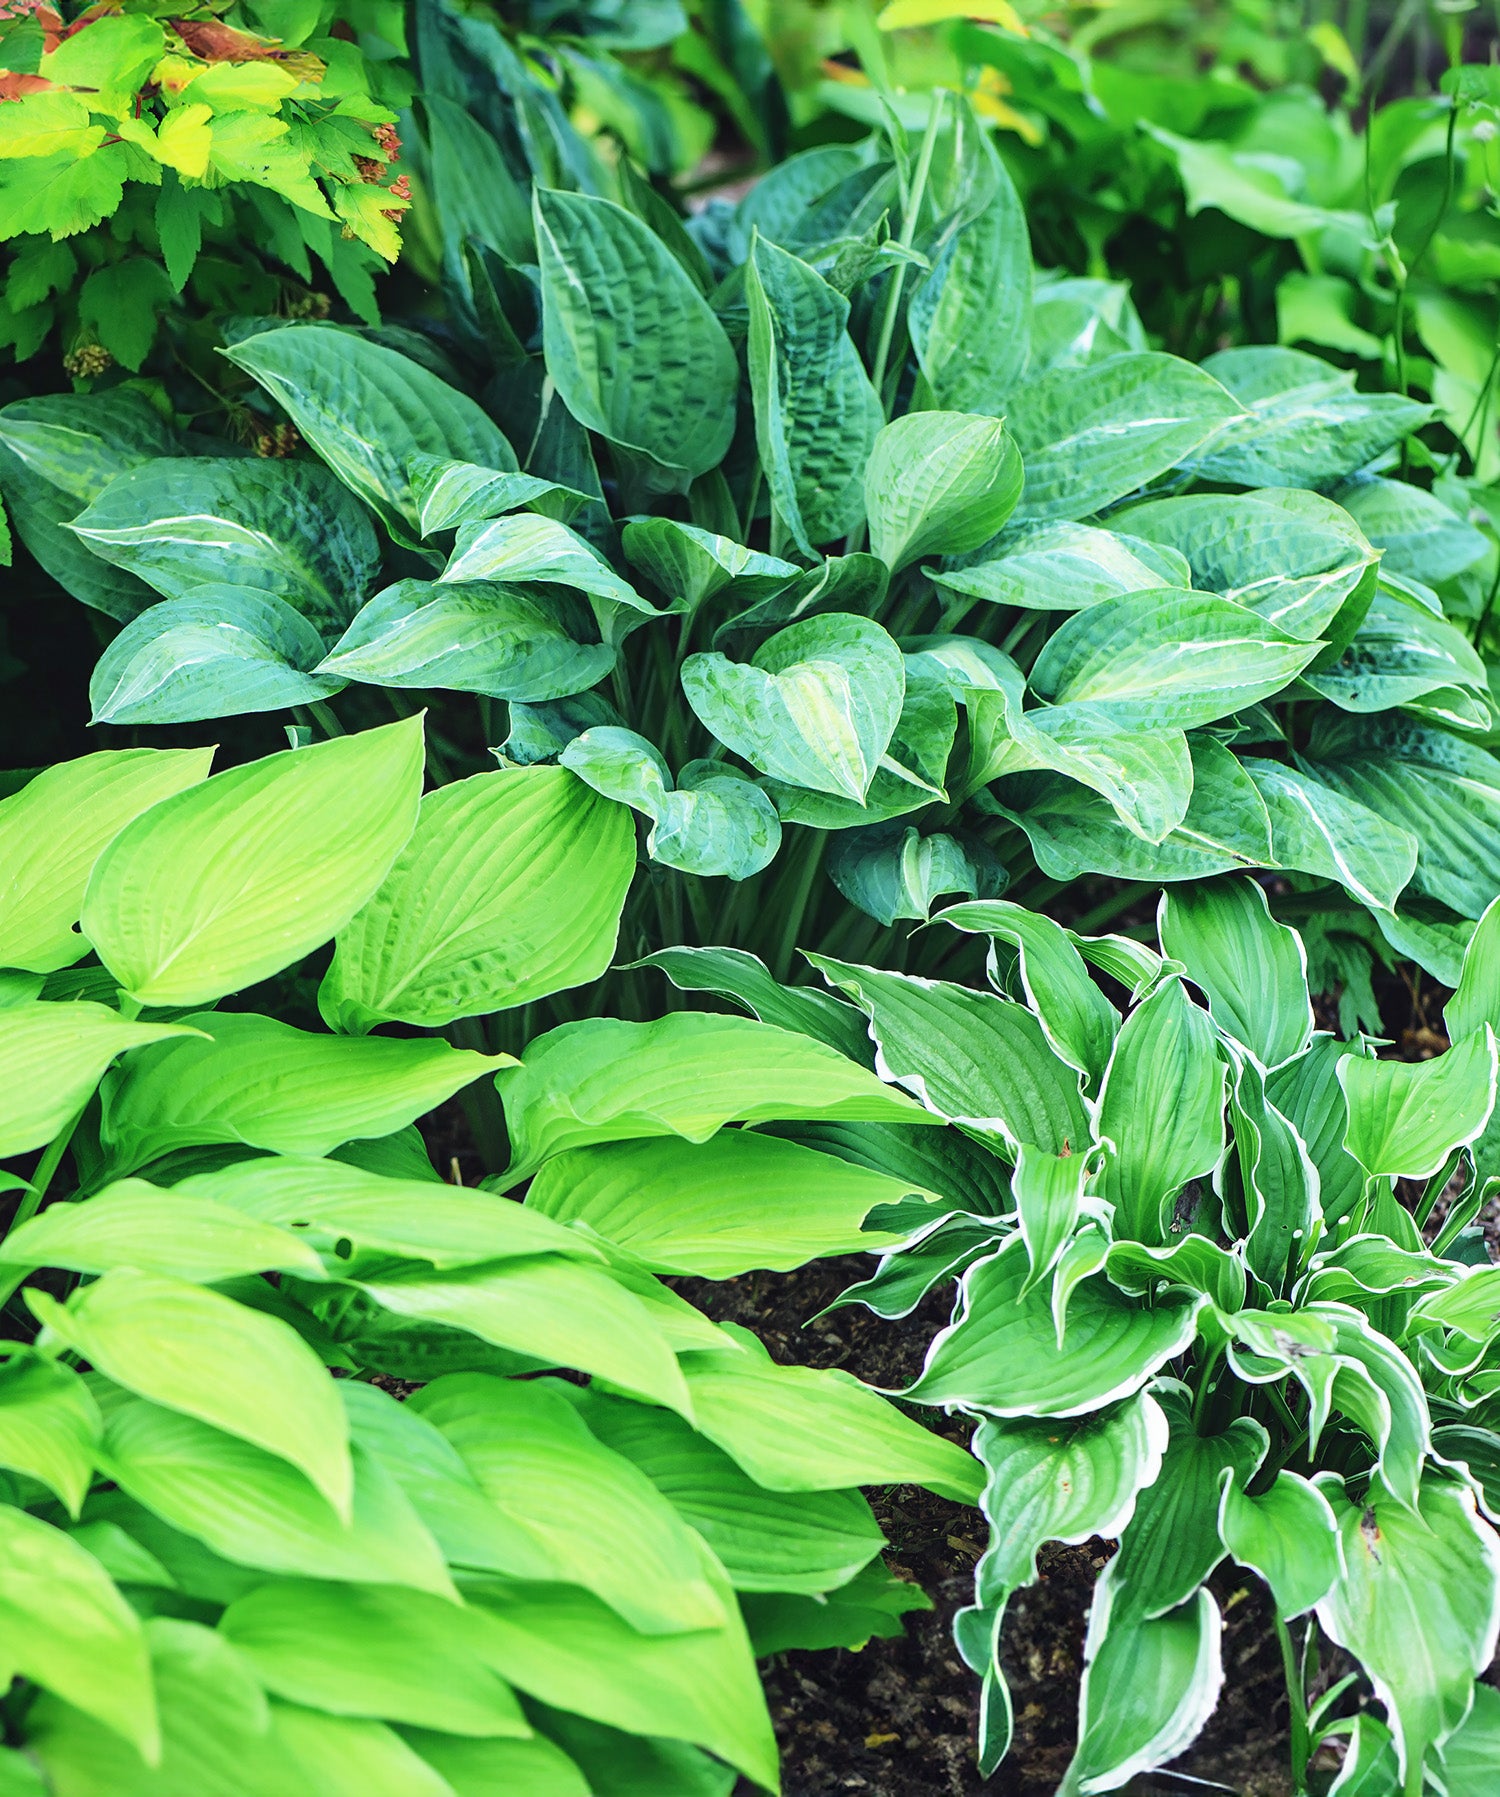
(745, 235), (883, 552)
(0, 746), (211, 974)
(1337, 477), (1491, 588)
(633, 944), (871, 1063)
(535, 188), (737, 489)
(1304, 715), (1500, 921)
(319, 766), (635, 1033)
(827, 824), (996, 927)
(938, 899), (1120, 1088)
(559, 727), (780, 880)
(318, 579), (614, 702)
(224, 326), (517, 541)
(0, 1002), (200, 1159)
(1340, 1028), (1497, 1180)
(726, 145), (865, 260)
(864, 412), (1022, 574)
(80, 715), (425, 1007)
(906, 1237), (1206, 1414)
(30, 1267), (351, 1516)
(1240, 757), (1418, 915)
(526, 1129), (932, 1277)
(99, 1011), (510, 1176)
(0, 1505), (156, 1760)
(908, 142), (1030, 411)
(1221, 1044), (1320, 1290)
(494, 1011), (932, 1183)
(1447, 895), (1500, 1044)
(1304, 590), (1490, 729)
(1028, 273), (1147, 374)
(927, 520), (1190, 613)
(408, 455), (591, 537)
(620, 518), (799, 615)
(89, 588), (344, 726)
(1029, 588), (1318, 730)
(1159, 876), (1313, 1068)
(440, 515), (652, 622)
(1006, 352), (1245, 522)
(1096, 976), (1226, 1245)
(1219, 1469), (1345, 1619)
(68, 459), (378, 635)
(1316, 1476), (1500, 1787)
(0, 1355), (100, 1516)
(1012, 1140), (1092, 1293)
(807, 955), (1091, 1159)
(421, 89), (533, 264)
(1118, 487), (1378, 643)
(682, 613), (904, 804)
(1188, 348), (1432, 488)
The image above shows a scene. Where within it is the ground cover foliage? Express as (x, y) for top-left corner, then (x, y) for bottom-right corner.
(3, 1), (1500, 1794)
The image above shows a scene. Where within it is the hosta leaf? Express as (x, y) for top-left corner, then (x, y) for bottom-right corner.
(1316, 1477), (1500, 1786)
(408, 456), (590, 537)
(928, 520), (1189, 613)
(1439, 1685), (1500, 1797)
(1007, 352), (1245, 521)
(406, 1375), (724, 1634)
(1222, 1045), (1319, 1290)
(559, 728), (781, 880)
(0, 747), (212, 973)
(1446, 895), (1500, 1043)
(681, 614), (905, 803)
(745, 234), (883, 552)
(1029, 588), (1317, 729)
(1218, 1469), (1344, 1618)
(1241, 757), (1417, 915)
(526, 1130), (931, 1276)
(440, 515), (651, 619)
(0, 1355), (101, 1516)
(220, 1582), (529, 1737)
(727, 145), (865, 261)
(1159, 876), (1313, 1068)
(1013, 1140), (1091, 1292)
(1339, 1027), (1497, 1180)
(1119, 488), (1378, 643)
(100, 1012), (509, 1175)
(0, 1002), (200, 1159)
(29, 1268), (351, 1517)
(271, 1707), (458, 1797)
(68, 459), (378, 634)
(827, 823), (995, 928)
(494, 1012), (930, 1182)
(225, 327), (516, 540)
(807, 955), (1091, 1158)
(406, 1732), (590, 1797)
(1096, 977), (1226, 1245)
(534, 188), (737, 487)
(1337, 477), (1490, 587)
(621, 518), (799, 615)
(906, 1239), (1205, 1414)
(319, 580), (614, 702)
(0, 1506), (155, 1760)
(99, 1398), (454, 1597)
(1304, 590), (1490, 727)
(632, 944), (873, 1064)
(89, 588), (345, 726)
(865, 412), (1022, 574)
(319, 767), (634, 1032)
(81, 716), (424, 1007)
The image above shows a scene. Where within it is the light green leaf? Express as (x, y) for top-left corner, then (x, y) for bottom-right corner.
(1337, 477), (1489, 588)
(408, 456), (590, 537)
(682, 613), (905, 804)
(495, 1011), (931, 1182)
(927, 520), (1189, 613)
(1007, 352), (1245, 521)
(1438, 1682), (1500, 1796)
(865, 412), (1022, 574)
(745, 234), (883, 552)
(1242, 757), (1418, 915)
(224, 327), (516, 540)
(1145, 125), (1367, 239)
(81, 716), (424, 1007)
(404, 1731), (588, 1797)
(319, 766), (634, 1032)
(1339, 1028), (1496, 1181)
(0, 747), (212, 973)
(1159, 876), (1313, 1068)
(272, 1706), (458, 1797)
(1447, 895), (1500, 1044)
(89, 588), (345, 727)
(534, 188), (736, 488)
(1012, 1141), (1091, 1294)
(29, 1268), (351, 1517)
(620, 518), (798, 615)
(1218, 1469), (1344, 1618)
(0, 1002), (200, 1159)
(0, 1354), (100, 1516)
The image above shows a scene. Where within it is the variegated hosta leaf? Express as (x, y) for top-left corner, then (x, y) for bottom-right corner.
(927, 519), (1190, 613)
(407, 454), (591, 536)
(620, 517), (800, 615)
(864, 411), (1022, 574)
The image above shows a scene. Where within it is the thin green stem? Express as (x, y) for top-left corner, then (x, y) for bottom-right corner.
(870, 92), (945, 408)
(9, 1107), (85, 1237)
(770, 832), (828, 983)
(1392, 100), (1458, 409)
(307, 700), (345, 738)
(1275, 1615), (1312, 1795)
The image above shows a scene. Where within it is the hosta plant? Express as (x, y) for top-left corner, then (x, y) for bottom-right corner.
(669, 879), (1500, 1793)
(0, 719), (982, 1796)
(6, 0), (1497, 1024)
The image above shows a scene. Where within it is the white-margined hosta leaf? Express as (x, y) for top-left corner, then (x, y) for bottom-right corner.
(927, 519), (1191, 613)
(1218, 1469), (1345, 1619)
(439, 514), (654, 623)
(620, 517), (800, 615)
(1304, 589), (1491, 728)
(1159, 876), (1313, 1069)
(89, 588), (346, 726)
(1339, 1026), (1497, 1181)
(864, 411), (1022, 574)
(632, 945), (874, 1064)
(1238, 756), (1418, 918)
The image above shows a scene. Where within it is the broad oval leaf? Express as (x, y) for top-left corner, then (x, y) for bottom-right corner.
(865, 412), (1022, 574)
(1339, 1027), (1497, 1181)
(620, 518), (799, 615)
(928, 520), (1189, 614)
(0, 1355), (101, 1516)
(1218, 1469), (1344, 1619)
(1159, 876), (1313, 1069)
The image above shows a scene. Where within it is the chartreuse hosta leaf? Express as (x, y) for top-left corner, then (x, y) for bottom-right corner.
(89, 587), (346, 727)
(494, 1011), (932, 1182)
(81, 716), (424, 1007)
(683, 613), (905, 805)
(0, 1355), (100, 1516)
(318, 767), (634, 1033)
(864, 412), (1022, 574)
(927, 519), (1189, 614)
(0, 1002), (201, 1158)
(620, 518), (799, 615)
(225, 328), (516, 541)
(534, 188), (737, 490)
(559, 728), (781, 881)
(0, 746), (211, 972)
(745, 234), (883, 554)
(1159, 876), (1313, 1069)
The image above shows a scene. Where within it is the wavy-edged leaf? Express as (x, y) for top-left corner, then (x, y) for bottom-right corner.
(408, 455), (590, 537)
(1219, 1469), (1344, 1618)
(621, 518), (799, 615)
(1242, 757), (1417, 915)
(1340, 1027), (1497, 1181)
(1159, 876), (1313, 1068)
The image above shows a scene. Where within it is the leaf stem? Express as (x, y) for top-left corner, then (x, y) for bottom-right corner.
(869, 89), (946, 413)
(8, 1106), (86, 1240)
(1275, 1614), (1312, 1795)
